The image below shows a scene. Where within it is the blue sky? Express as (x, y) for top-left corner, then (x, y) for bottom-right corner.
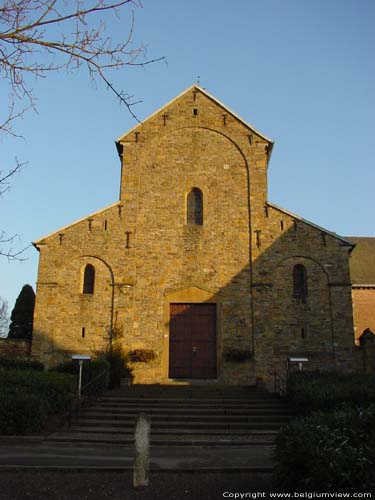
(1, 0), (374, 315)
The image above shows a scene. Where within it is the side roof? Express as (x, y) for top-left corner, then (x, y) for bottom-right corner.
(345, 237), (375, 285)
(267, 202), (354, 247)
(33, 201), (120, 246)
(116, 84), (274, 155)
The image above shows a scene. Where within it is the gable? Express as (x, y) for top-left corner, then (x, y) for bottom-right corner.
(267, 202), (354, 248)
(115, 85), (274, 162)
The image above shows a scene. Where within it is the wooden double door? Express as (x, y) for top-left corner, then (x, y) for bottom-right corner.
(169, 303), (217, 379)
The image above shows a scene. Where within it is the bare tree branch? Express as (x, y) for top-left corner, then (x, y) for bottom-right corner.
(0, 0), (163, 259)
(0, 297), (9, 337)
(0, 0), (164, 131)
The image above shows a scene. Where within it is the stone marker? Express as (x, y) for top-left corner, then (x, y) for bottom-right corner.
(133, 413), (150, 489)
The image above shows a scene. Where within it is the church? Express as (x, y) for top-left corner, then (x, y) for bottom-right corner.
(31, 85), (355, 387)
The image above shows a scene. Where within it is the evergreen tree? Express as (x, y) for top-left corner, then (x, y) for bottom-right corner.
(8, 285), (35, 339)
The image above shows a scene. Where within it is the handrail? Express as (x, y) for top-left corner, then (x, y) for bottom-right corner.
(63, 369), (109, 429)
(274, 371), (287, 396)
(81, 369), (108, 395)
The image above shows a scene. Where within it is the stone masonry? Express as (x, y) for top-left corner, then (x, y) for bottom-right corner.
(32, 86), (355, 387)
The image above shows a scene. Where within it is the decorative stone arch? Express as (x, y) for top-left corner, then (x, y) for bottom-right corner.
(271, 255), (335, 357)
(162, 285), (223, 380)
(81, 254), (116, 342)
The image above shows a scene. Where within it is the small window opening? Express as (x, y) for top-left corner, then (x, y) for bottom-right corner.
(83, 264), (95, 294)
(293, 264), (308, 303)
(280, 220), (284, 230)
(193, 108), (198, 117)
(104, 220), (108, 230)
(82, 327), (86, 338)
(187, 188), (203, 225)
(301, 327), (306, 339)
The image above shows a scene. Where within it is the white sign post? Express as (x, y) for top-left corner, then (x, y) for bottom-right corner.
(72, 354), (91, 400)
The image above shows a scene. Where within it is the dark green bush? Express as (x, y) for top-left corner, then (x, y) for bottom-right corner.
(129, 349), (157, 363)
(0, 357), (44, 371)
(0, 393), (46, 435)
(274, 404), (375, 491)
(51, 359), (110, 396)
(105, 344), (133, 388)
(0, 369), (75, 413)
(287, 371), (375, 414)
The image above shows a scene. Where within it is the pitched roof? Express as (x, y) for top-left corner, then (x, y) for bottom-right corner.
(267, 202), (354, 247)
(116, 84), (274, 148)
(33, 201), (121, 246)
(346, 237), (375, 285)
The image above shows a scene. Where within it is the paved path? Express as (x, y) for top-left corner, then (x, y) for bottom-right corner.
(0, 438), (274, 471)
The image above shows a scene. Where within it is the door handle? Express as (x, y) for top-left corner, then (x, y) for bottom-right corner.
(192, 346), (198, 353)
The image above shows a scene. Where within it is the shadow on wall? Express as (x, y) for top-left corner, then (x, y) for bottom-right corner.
(25, 223), (362, 385)
(158, 222), (356, 387)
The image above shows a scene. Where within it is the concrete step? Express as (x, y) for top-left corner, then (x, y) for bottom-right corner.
(45, 385), (292, 450)
(79, 405), (291, 418)
(72, 415), (292, 425)
(100, 394), (281, 402)
(59, 427), (278, 438)
(95, 400), (287, 408)
(46, 431), (278, 447)
(66, 419), (286, 431)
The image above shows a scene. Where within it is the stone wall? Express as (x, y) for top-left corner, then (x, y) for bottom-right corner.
(32, 86), (356, 386)
(352, 287), (375, 344)
(0, 338), (31, 358)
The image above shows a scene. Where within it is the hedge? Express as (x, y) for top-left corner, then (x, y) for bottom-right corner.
(51, 359), (110, 396)
(0, 369), (75, 435)
(0, 369), (75, 413)
(0, 357), (44, 371)
(0, 393), (47, 435)
(287, 371), (375, 414)
(274, 404), (375, 491)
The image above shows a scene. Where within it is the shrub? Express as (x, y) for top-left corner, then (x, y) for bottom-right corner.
(103, 344), (133, 388)
(287, 371), (375, 414)
(0, 369), (75, 414)
(0, 392), (47, 435)
(129, 349), (157, 363)
(51, 359), (110, 396)
(0, 357), (44, 372)
(274, 404), (375, 491)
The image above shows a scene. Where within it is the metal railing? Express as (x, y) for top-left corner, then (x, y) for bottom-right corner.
(274, 371), (287, 396)
(65, 369), (109, 428)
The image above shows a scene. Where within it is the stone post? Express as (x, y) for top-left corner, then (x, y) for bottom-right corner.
(133, 413), (150, 489)
(359, 328), (375, 374)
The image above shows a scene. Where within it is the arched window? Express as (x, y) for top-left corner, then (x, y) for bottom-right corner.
(187, 188), (203, 225)
(83, 264), (95, 294)
(293, 264), (308, 303)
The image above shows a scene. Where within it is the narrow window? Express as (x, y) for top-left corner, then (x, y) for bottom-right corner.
(187, 188), (203, 225)
(82, 327), (86, 338)
(83, 264), (95, 294)
(293, 264), (308, 303)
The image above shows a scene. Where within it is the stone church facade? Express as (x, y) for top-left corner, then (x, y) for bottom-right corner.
(32, 86), (355, 387)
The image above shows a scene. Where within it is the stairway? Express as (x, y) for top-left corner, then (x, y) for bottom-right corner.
(46, 384), (293, 447)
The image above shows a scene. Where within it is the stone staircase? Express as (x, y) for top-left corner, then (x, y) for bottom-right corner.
(46, 384), (293, 447)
